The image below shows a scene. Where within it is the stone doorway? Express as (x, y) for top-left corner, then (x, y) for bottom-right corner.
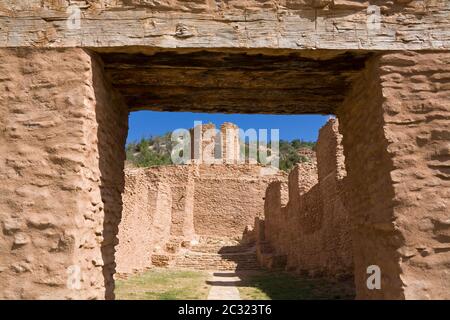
(1, 48), (449, 300)
(115, 110), (356, 300)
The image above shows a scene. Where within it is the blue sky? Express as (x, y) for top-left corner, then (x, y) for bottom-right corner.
(127, 111), (331, 144)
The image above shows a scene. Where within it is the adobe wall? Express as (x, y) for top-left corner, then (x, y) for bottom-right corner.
(0, 48), (128, 299)
(193, 165), (287, 237)
(337, 52), (450, 299)
(190, 123), (218, 164)
(257, 119), (353, 278)
(115, 173), (172, 274)
(141, 166), (197, 239)
(115, 164), (287, 273)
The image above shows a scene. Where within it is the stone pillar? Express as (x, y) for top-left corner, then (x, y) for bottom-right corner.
(116, 172), (173, 274)
(288, 162), (318, 212)
(190, 123), (217, 164)
(221, 122), (240, 164)
(0, 49), (128, 299)
(315, 119), (353, 278)
(316, 119), (346, 182)
(337, 52), (450, 299)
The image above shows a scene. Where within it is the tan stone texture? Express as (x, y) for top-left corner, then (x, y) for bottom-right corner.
(0, 48), (128, 299)
(258, 119), (353, 278)
(0, 2), (449, 301)
(115, 163), (287, 273)
(137, 165), (197, 239)
(193, 164), (287, 237)
(1, 1), (449, 50)
(115, 174), (172, 274)
(337, 51), (450, 299)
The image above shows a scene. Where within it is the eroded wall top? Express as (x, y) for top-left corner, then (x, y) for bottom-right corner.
(0, 0), (449, 49)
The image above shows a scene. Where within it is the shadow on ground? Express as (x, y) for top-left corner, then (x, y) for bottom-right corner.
(207, 270), (355, 300)
(213, 240), (355, 300)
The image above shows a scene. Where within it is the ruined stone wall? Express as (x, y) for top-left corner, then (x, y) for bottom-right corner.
(142, 166), (197, 240)
(190, 123), (218, 164)
(258, 119), (353, 278)
(337, 52), (450, 299)
(116, 163), (287, 272)
(115, 165), (199, 274)
(115, 172), (171, 274)
(193, 164), (287, 238)
(0, 48), (128, 299)
(221, 123), (240, 164)
(91, 51), (129, 299)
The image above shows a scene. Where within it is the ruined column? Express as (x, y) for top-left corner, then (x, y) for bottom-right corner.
(221, 122), (240, 164)
(190, 123), (217, 164)
(0, 49), (128, 299)
(337, 52), (450, 299)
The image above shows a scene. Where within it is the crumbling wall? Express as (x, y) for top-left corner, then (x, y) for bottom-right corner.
(116, 163), (287, 273)
(116, 165), (196, 273)
(221, 123), (240, 164)
(115, 171), (171, 274)
(193, 164), (287, 238)
(0, 48), (128, 299)
(337, 52), (450, 299)
(142, 166), (197, 240)
(190, 123), (218, 164)
(257, 119), (353, 278)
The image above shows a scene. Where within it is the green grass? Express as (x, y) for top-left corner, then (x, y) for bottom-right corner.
(237, 271), (355, 300)
(115, 268), (210, 300)
(115, 268), (355, 300)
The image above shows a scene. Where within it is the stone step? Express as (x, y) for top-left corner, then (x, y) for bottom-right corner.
(175, 252), (260, 271)
(175, 263), (261, 271)
(190, 244), (255, 254)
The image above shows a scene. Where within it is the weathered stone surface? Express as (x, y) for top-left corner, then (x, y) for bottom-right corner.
(116, 160), (285, 274)
(0, 48), (128, 299)
(337, 51), (450, 299)
(0, 1), (449, 301)
(0, 1), (449, 50)
(99, 49), (369, 114)
(194, 164), (287, 237)
(115, 175), (172, 274)
(257, 119), (353, 279)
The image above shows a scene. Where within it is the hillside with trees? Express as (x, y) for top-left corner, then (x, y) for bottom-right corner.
(126, 133), (315, 172)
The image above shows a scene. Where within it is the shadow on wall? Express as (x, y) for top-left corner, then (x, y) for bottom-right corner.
(253, 119), (354, 282)
(93, 52), (129, 300)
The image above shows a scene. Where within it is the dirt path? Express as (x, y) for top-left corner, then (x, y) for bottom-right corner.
(206, 271), (242, 300)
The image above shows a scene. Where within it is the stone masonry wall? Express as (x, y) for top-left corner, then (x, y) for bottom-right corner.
(337, 52), (450, 299)
(116, 164), (287, 273)
(141, 165), (197, 240)
(193, 164), (287, 238)
(91, 52), (129, 299)
(0, 48), (128, 299)
(116, 165), (197, 273)
(116, 172), (171, 274)
(257, 119), (353, 278)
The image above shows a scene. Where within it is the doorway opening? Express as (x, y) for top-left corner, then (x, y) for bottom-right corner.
(90, 47), (386, 300)
(112, 110), (354, 300)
